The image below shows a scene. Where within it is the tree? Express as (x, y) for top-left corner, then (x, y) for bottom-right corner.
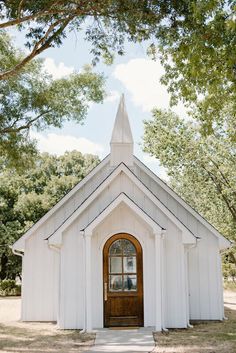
(0, 0), (171, 79)
(143, 109), (236, 272)
(1, 1), (234, 135)
(0, 32), (105, 167)
(0, 150), (100, 280)
(0, 2), (232, 79)
(152, 1), (236, 136)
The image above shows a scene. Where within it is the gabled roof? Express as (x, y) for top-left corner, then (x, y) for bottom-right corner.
(13, 153), (231, 252)
(134, 156), (231, 249)
(12, 96), (231, 253)
(46, 162), (197, 246)
(82, 192), (164, 235)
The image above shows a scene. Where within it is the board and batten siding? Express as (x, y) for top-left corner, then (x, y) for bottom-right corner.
(134, 162), (224, 321)
(21, 160), (113, 322)
(22, 233), (59, 321)
(21, 160), (224, 326)
(58, 171), (189, 328)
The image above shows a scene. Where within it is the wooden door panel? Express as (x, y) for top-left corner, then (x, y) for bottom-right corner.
(110, 297), (139, 316)
(103, 233), (143, 327)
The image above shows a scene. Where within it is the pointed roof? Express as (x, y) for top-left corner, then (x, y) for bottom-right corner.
(110, 94), (133, 144)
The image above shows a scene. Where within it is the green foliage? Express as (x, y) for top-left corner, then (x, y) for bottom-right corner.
(0, 150), (100, 280)
(143, 108), (236, 278)
(0, 31), (105, 167)
(1, 1), (234, 139)
(0, 279), (21, 296)
(0, 1), (234, 135)
(0, 1), (177, 78)
(155, 1), (236, 136)
(223, 262), (236, 282)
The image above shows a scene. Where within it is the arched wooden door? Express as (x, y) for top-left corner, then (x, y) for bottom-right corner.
(103, 233), (143, 327)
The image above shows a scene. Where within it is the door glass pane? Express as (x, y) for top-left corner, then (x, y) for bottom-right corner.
(109, 275), (122, 291)
(109, 240), (122, 255)
(109, 257), (122, 273)
(123, 239), (136, 255)
(124, 256), (136, 273)
(123, 275), (137, 291)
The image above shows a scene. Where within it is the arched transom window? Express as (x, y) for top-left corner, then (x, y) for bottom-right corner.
(108, 239), (137, 292)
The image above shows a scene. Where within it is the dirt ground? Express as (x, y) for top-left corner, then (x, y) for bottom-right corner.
(0, 291), (235, 353)
(0, 297), (94, 353)
(153, 290), (236, 353)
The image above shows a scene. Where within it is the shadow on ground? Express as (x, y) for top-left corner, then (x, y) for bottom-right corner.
(0, 323), (94, 353)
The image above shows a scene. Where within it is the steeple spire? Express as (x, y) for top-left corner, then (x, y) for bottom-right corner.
(110, 94), (134, 166)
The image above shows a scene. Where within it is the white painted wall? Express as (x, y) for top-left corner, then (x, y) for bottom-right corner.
(20, 159), (224, 327)
(188, 232), (224, 320)
(58, 172), (189, 329)
(22, 232), (59, 321)
(21, 160), (112, 322)
(134, 162), (224, 321)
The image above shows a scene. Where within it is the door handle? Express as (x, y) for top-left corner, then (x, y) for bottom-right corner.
(104, 282), (108, 301)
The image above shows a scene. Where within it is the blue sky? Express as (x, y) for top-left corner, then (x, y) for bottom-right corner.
(12, 28), (187, 179)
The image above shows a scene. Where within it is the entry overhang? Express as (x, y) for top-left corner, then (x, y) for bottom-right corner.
(82, 192), (165, 237)
(47, 163), (197, 247)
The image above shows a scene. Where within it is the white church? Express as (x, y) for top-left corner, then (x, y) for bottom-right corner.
(13, 96), (230, 331)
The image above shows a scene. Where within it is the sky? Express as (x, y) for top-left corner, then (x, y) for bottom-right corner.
(12, 28), (187, 180)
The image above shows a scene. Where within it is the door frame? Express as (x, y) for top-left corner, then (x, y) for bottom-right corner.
(103, 233), (144, 327)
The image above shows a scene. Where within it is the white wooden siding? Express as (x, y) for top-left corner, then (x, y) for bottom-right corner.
(21, 161), (112, 322)
(58, 175), (188, 328)
(20, 158), (224, 326)
(134, 162), (224, 321)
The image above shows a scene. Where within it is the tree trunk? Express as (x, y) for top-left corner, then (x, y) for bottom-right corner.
(0, 252), (8, 280)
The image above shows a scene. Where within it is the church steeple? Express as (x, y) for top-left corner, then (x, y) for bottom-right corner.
(110, 94), (134, 166)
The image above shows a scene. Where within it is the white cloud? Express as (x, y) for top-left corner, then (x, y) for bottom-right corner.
(43, 58), (74, 80)
(113, 58), (187, 118)
(31, 131), (104, 157)
(105, 90), (120, 103)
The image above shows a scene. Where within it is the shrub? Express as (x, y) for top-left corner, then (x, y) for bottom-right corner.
(0, 279), (21, 296)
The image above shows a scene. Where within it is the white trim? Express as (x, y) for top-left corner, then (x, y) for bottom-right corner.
(161, 232), (167, 330)
(184, 247), (190, 326)
(48, 164), (130, 245)
(13, 155), (111, 251)
(154, 231), (162, 331)
(84, 233), (92, 331)
(134, 156), (231, 249)
(98, 229), (146, 250)
(48, 164), (196, 245)
(216, 241), (224, 319)
(84, 193), (163, 236)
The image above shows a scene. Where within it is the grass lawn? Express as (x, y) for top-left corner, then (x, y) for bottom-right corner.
(153, 291), (236, 353)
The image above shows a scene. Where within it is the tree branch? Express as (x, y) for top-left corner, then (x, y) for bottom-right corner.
(0, 16), (73, 80)
(0, 110), (52, 134)
(0, 0), (69, 29)
(0, 1), (103, 29)
(202, 165), (236, 221)
(208, 156), (235, 191)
